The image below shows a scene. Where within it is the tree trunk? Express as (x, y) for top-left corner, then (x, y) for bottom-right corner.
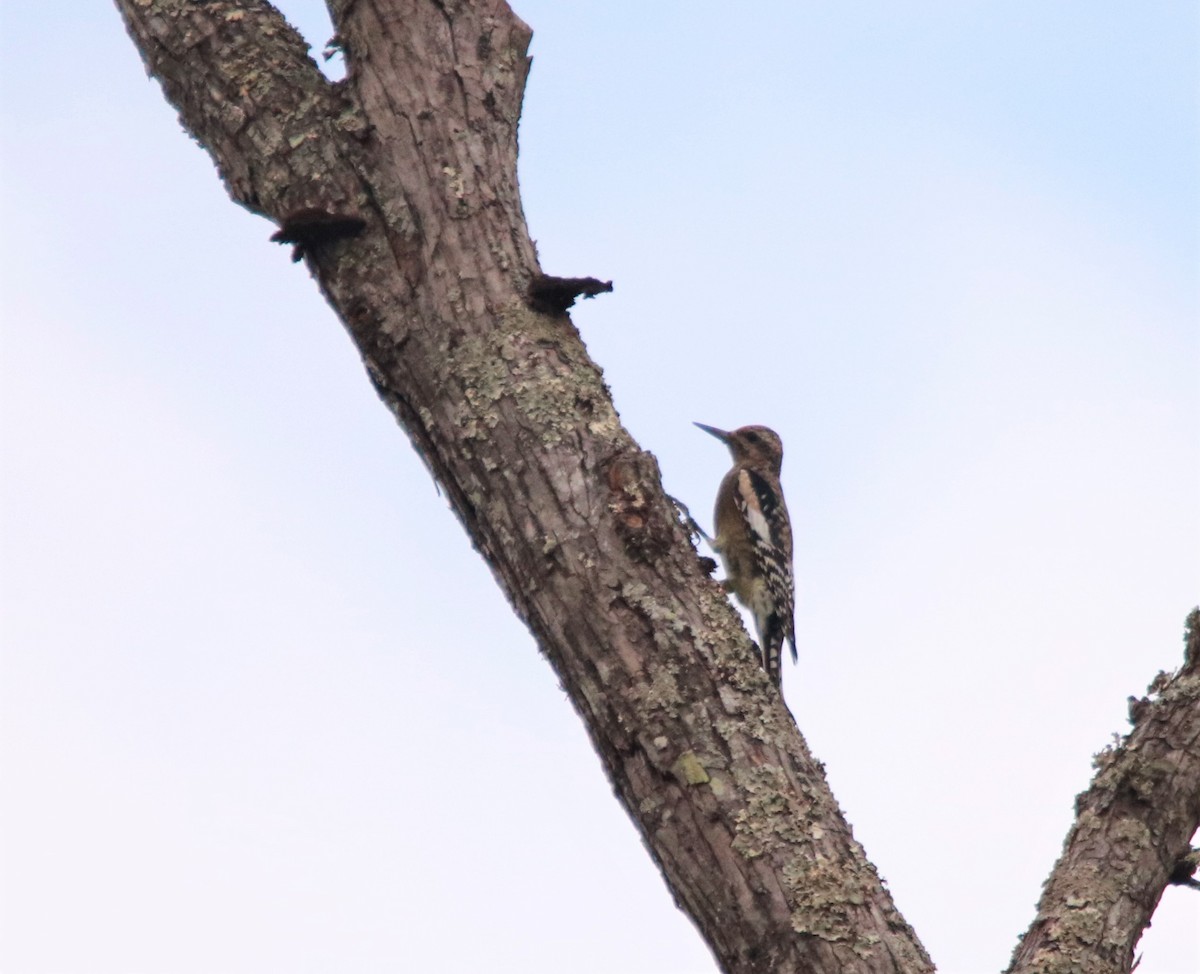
(112, 3), (1200, 972)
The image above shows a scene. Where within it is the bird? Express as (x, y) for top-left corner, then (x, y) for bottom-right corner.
(695, 423), (796, 687)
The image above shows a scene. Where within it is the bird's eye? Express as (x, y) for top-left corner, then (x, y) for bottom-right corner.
(745, 431), (760, 443)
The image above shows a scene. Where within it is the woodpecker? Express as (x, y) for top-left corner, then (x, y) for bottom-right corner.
(695, 423), (796, 687)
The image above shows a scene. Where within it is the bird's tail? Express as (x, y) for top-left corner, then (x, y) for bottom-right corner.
(761, 618), (786, 688)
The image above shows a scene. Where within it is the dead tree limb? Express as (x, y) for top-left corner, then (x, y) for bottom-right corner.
(1007, 610), (1200, 974)
(112, 1), (931, 971)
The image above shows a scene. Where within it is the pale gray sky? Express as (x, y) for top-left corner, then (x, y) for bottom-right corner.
(2, 2), (1197, 972)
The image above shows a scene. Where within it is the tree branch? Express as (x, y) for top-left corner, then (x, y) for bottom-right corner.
(1007, 609), (1200, 974)
(118, 0), (367, 217)
(113, 1), (933, 971)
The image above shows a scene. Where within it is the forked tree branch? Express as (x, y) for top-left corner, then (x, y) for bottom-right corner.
(113, 2), (1197, 971)
(113, 2), (931, 970)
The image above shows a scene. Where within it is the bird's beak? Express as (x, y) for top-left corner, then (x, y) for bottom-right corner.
(693, 422), (730, 443)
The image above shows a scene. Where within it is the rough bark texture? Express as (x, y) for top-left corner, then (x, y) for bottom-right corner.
(113, 2), (932, 970)
(113, 2), (1198, 972)
(1007, 610), (1200, 974)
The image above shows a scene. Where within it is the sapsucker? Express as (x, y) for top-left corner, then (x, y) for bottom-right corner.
(695, 423), (797, 687)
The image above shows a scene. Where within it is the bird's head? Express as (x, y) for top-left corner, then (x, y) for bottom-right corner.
(694, 423), (784, 474)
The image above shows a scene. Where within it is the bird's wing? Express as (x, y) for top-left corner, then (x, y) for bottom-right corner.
(733, 468), (797, 665)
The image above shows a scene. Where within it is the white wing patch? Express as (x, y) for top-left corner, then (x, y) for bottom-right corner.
(736, 470), (773, 544)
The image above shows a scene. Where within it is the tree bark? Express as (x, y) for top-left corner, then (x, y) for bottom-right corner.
(113, 2), (1199, 972)
(1006, 610), (1200, 974)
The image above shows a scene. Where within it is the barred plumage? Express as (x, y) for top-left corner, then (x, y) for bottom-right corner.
(695, 423), (796, 687)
